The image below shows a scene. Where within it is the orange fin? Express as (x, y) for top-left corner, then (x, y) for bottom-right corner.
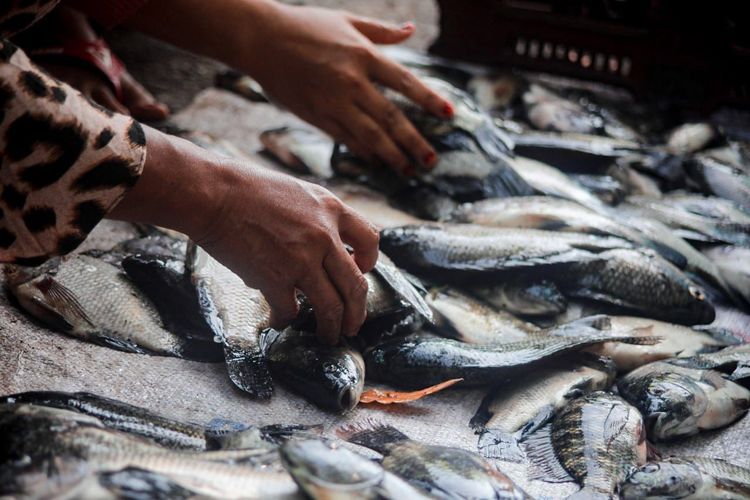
(360, 378), (462, 404)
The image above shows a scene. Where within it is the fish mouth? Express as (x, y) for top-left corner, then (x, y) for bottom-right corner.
(338, 387), (358, 412)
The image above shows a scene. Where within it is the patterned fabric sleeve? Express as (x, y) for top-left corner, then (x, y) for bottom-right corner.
(0, 39), (146, 265)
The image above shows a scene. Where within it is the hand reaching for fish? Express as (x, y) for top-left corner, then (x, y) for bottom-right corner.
(110, 127), (380, 344)
(129, 0), (451, 173)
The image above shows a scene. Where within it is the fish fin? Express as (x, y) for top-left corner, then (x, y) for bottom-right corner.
(476, 429), (525, 462)
(616, 335), (662, 346)
(522, 423), (574, 483)
(521, 404), (557, 438)
(647, 240), (688, 269)
(483, 163), (536, 198)
(31, 277), (95, 331)
(224, 345), (274, 399)
(260, 423), (324, 444)
(336, 419), (409, 454)
(731, 362), (750, 383)
(566, 486), (614, 499)
(205, 417), (250, 436)
(474, 123), (515, 161)
(469, 391), (495, 431)
(93, 332), (148, 354)
(99, 467), (194, 499)
(373, 258), (434, 324)
(691, 325), (743, 346)
(555, 315), (612, 335)
(712, 476), (750, 498)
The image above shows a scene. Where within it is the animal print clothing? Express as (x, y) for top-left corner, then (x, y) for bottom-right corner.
(0, 2), (147, 264)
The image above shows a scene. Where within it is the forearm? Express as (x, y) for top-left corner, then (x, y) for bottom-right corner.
(125, 0), (281, 73)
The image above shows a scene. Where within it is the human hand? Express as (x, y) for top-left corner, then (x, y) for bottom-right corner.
(241, 4), (453, 174)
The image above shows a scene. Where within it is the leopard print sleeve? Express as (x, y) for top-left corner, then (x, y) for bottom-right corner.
(0, 40), (146, 265)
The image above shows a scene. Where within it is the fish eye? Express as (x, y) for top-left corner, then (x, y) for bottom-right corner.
(689, 286), (705, 300)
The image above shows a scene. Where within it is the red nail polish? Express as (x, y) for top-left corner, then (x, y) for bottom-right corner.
(401, 22), (415, 31)
(442, 102), (454, 119)
(422, 151), (436, 167)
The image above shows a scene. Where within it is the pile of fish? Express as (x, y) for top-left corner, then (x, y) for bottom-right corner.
(4, 47), (750, 498)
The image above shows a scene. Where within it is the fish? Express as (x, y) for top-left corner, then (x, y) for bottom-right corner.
(621, 456), (750, 500)
(0, 403), (301, 499)
(3, 254), (221, 361)
(687, 156), (750, 212)
(666, 122), (716, 155)
(667, 343), (750, 383)
(474, 279), (568, 317)
(617, 361), (750, 441)
(260, 126), (334, 179)
(523, 392), (647, 498)
(280, 438), (431, 499)
(558, 248), (716, 325)
(390, 184), (459, 221)
(188, 244), (274, 399)
(427, 288), (541, 344)
(179, 129), (254, 162)
(569, 173), (628, 204)
(704, 245), (750, 305)
(471, 355), (616, 462)
(0, 391), (208, 450)
(214, 69), (269, 102)
(337, 421), (530, 499)
(325, 181), (424, 229)
(522, 83), (605, 136)
(363, 328), (657, 388)
(260, 328), (365, 413)
(621, 194), (750, 246)
(379, 223), (632, 284)
(510, 156), (609, 213)
(584, 316), (738, 372)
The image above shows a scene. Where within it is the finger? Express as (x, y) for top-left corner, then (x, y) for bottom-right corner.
(92, 87), (129, 115)
(340, 107), (411, 173)
(338, 208), (380, 273)
(373, 57), (453, 119)
(120, 71), (170, 121)
(357, 85), (437, 168)
(323, 246), (368, 337)
(263, 284), (300, 329)
(349, 15), (415, 44)
(298, 272), (344, 345)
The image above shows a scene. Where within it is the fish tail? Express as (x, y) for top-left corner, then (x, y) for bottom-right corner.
(336, 418), (409, 454)
(476, 429), (525, 462)
(485, 161), (536, 198)
(224, 346), (274, 399)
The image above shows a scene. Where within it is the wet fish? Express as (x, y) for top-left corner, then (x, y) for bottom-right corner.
(188, 244), (274, 399)
(523, 84), (603, 135)
(379, 223), (631, 284)
(325, 181), (424, 228)
(215, 69), (269, 102)
(4, 254), (220, 361)
(280, 438), (430, 499)
(687, 156), (750, 212)
(364, 329), (656, 388)
(585, 316), (737, 372)
(617, 361), (750, 441)
(471, 355), (616, 462)
(260, 126), (334, 178)
(338, 421), (529, 499)
(704, 245), (750, 304)
(570, 173), (627, 204)
(510, 156), (608, 213)
(559, 248), (715, 325)
(667, 343), (750, 383)
(260, 328), (364, 413)
(666, 122), (716, 155)
(427, 288), (541, 344)
(621, 456), (750, 500)
(523, 392), (647, 498)
(474, 278), (568, 317)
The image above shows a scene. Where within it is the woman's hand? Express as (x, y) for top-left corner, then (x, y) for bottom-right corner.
(110, 127), (379, 345)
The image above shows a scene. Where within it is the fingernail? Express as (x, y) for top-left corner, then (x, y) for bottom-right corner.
(442, 102), (454, 119)
(401, 22), (415, 31)
(422, 151), (437, 167)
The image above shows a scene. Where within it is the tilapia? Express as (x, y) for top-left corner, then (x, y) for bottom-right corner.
(667, 343), (750, 383)
(666, 122), (716, 155)
(260, 328), (364, 413)
(617, 361), (750, 441)
(474, 279), (568, 317)
(260, 126), (334, 178)
(622, 456), (750, 500)
(215, 69), (269, 102)
(0, 391), (207, 450)
(338, 421), (529, 499)
(4, 254), (221, 361)
(379, 223), (631, 284)
(510, 156), (608, 213)
(363, 329), (656, 388)
(523, 392), (647, 498)
(585, 316), (737, 372)
(427, 288), (540, 344)
(471, 355), (616, 462)
(687, 156), (750, 212)
(280, 438), (430, 499)
(704, 245), (750, 305)
(188, 244), (274, 399)
(621, 194), (750, 246)
(559, 248), (716, 325)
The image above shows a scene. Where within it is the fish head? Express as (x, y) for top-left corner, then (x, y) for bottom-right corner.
(280, 439), (383, 497)
(620, 461), (703, 499)
(638, 373), (708, 440)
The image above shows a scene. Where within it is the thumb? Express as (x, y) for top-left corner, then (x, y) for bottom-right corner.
(350, 16), (415, 44)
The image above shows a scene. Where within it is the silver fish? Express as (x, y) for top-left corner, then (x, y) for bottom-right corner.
(687, 155), (750, 212)
(325, 181), (424, 229)
(471, 355), (616, 462)
(474, 279), (568, 317)
(622, 456), (750, 500)
(4, 254), (219, 361)
(704, 245), (750, 305)
(215, 69), (269, 102)
(617, 361), (750, 441)
(666, 122), (716, 155)
(667, 343), (750, 383)
(260, 126), (334, 179)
